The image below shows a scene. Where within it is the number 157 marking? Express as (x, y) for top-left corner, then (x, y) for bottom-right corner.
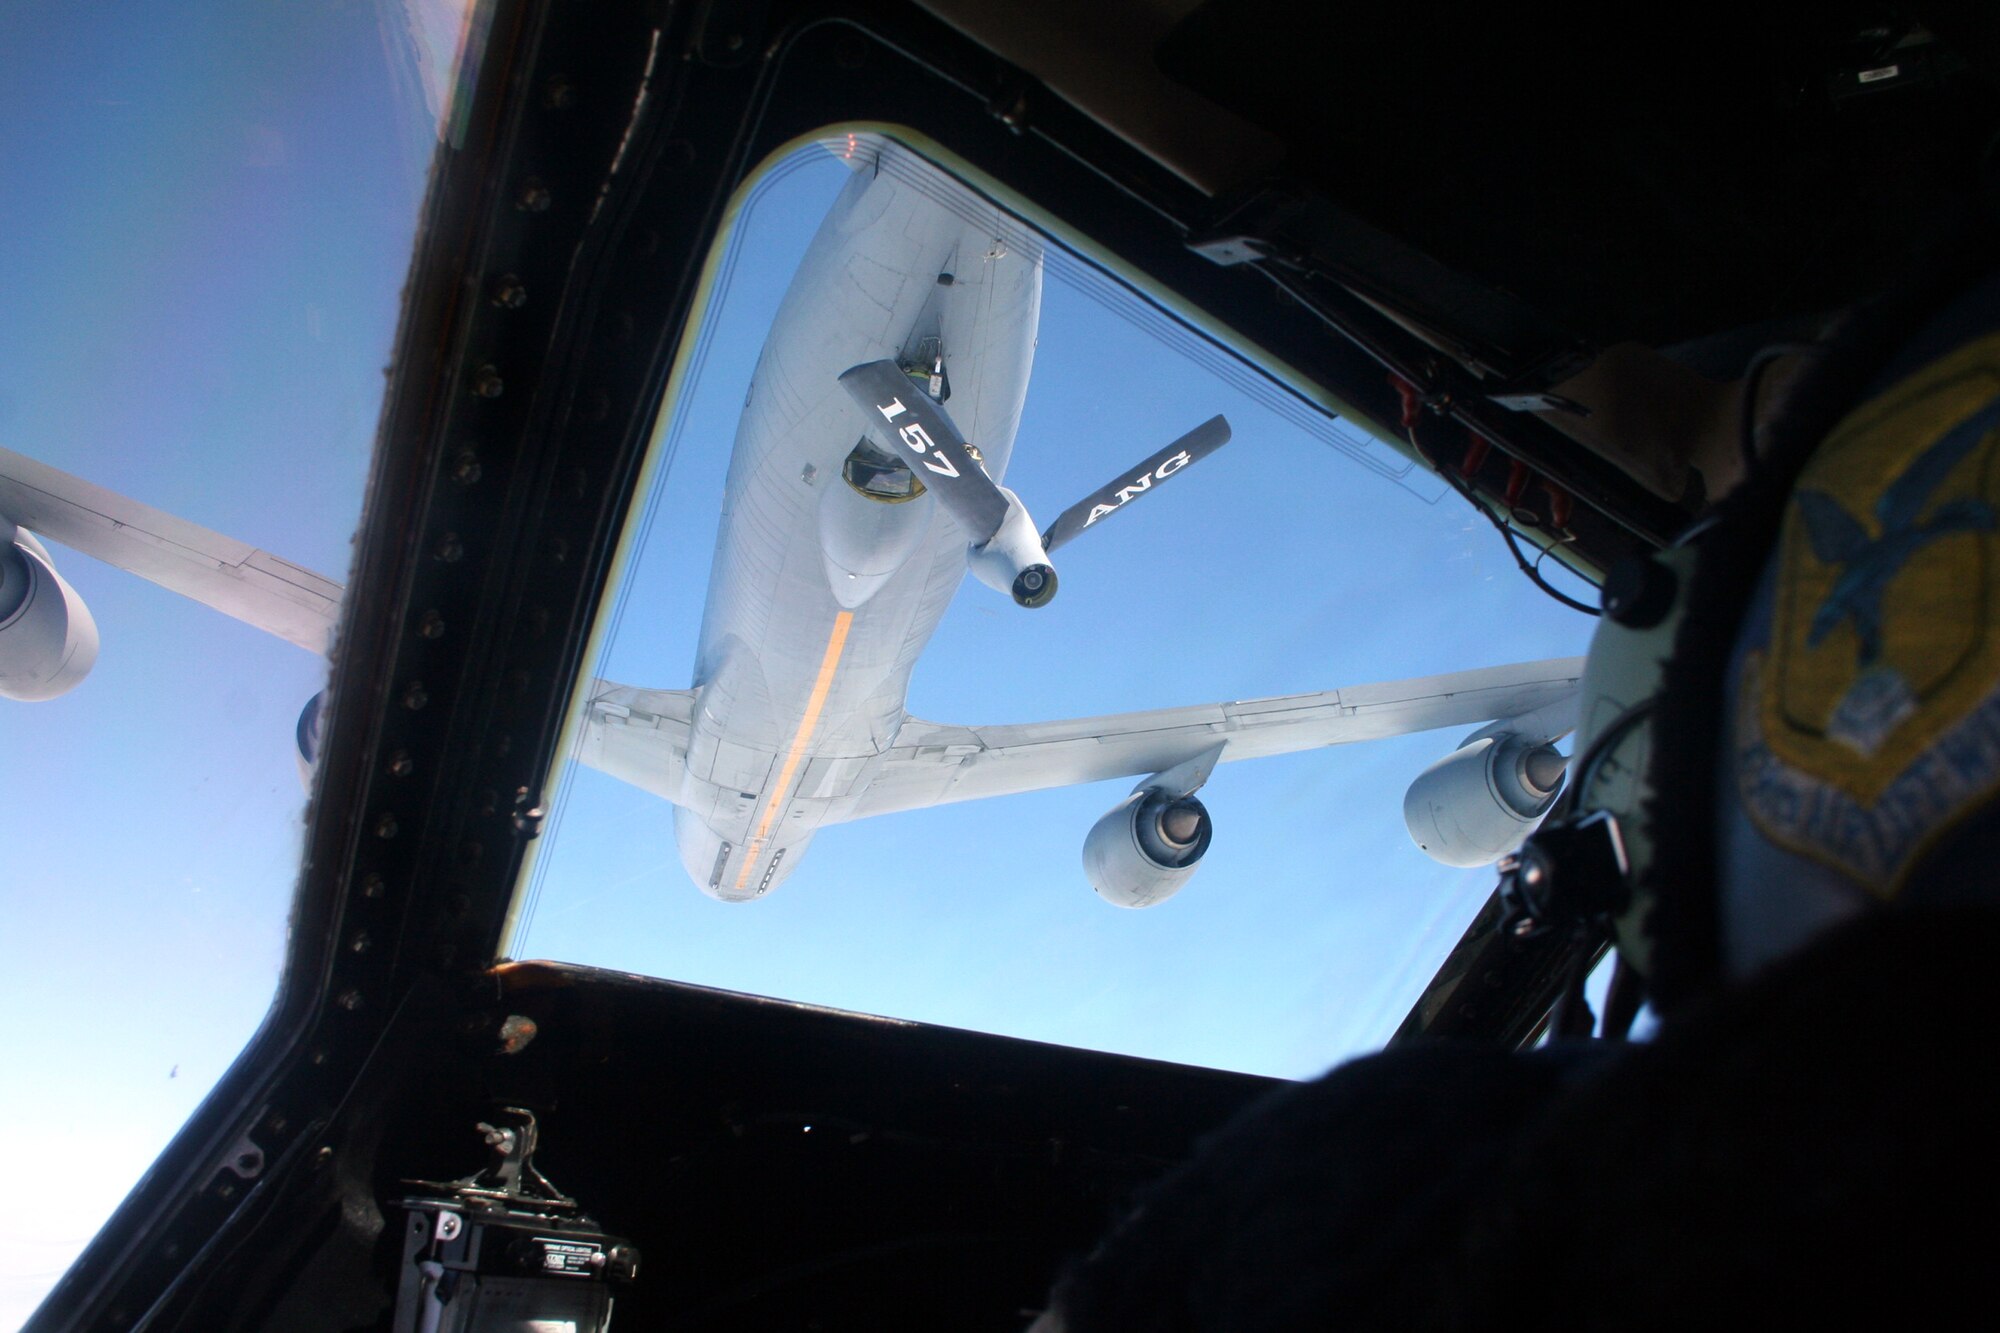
(876, 397), (961, 478)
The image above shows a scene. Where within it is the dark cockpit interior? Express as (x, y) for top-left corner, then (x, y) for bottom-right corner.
(28, 3), (2000, 1328)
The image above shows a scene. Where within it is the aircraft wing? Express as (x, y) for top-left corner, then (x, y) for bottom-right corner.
(0, 444), (341, 654)
(842, 658), (1586, 821)
(575, 680), (698, 802)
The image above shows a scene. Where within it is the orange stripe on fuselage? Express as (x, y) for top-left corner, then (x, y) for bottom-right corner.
(734, 610), (854, 891)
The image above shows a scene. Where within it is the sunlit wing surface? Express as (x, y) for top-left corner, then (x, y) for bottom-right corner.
(0, 444), (340, 654)
(848, 657), (1585, 819)
(576, 657), (1582, 820)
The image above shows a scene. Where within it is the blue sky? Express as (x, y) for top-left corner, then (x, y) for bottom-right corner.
(0, 3), (455, 1321)
(512, 142), (1595, 1074)
(0, 9), (1595, 1325)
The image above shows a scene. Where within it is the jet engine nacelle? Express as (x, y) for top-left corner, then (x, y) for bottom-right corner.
(1403, 732), (1566, 868)
(1083, 788), (1213, 908)
(294, 690), (326, 790)
(0, 527), (100, 701)
(967, 486), (1057, 608)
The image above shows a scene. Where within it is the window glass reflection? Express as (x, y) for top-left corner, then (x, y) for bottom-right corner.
(0, 4), (483, 1321)
(511, 134), (1595, 1079)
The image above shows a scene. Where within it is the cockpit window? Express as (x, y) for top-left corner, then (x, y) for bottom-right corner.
(1, 5), (486, 1322)
(507, 132), (1596, 1079)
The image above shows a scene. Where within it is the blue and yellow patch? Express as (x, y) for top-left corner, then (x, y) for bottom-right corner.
(1741, 332), (2000, 894)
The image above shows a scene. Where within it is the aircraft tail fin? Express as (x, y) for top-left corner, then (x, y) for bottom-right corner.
(575, 680), (697, 804)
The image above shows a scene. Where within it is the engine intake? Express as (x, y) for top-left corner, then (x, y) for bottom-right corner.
(1083, 788), (1213, 908)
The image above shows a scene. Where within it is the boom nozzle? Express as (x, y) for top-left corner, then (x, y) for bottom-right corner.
(1012, 564), (1057, 608)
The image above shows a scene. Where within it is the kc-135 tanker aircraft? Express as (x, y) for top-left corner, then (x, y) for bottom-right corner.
(0, 141), (1582, 906)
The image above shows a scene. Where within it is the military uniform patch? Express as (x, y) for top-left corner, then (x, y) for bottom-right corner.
(1741, 332), (2000, 894)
